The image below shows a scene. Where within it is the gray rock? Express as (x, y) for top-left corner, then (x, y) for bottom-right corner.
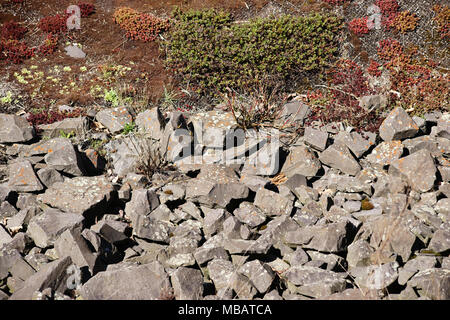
(37, 176), (115, 216)
(238, 260), (275, 294)
(0, 114), (34, 143)
(192, 233), (226, 263)
(304, 127), (328, 151)
(202, 207), (226, 238)
(285, 221), (354, 253)
(223, 239), (271, 255)
(6, 206), (38, 232)
(171, 267), (203, 300)
(379, 107), (419, 141)
(398, 256), (437, 285)
(307, 251), (344, 271)
(0, 184), (12, 202)
(282, 266), (347, 298)
(359, 94), (388, 112)
(254, 188), (293, 216)
(7, 160), (44, 192)
(54, 228), (98, 273)
(27, 209), (84, 248)
(0, 226), (12, 248)
(9, 256), (72, 300)
(95, 107), (133, 134)
(38, 117), (88, 138)
(233, 202), (266, 228)
(207, 259), (234, 291)
(38, 138), (85, 176)
(242, 141), (281, 176)
(36, 167), (64, 188)
(343, 201), (361, 213)
(435, 198), (450, 218)
(428, 229), (450, 253)
(389, 149), (436, 192)
(350, 262), (399, 290)
(334, 131), (373, 158)
(435, 117), (450, 139)
(124, 189), (160, 224)
(186, 165), (249, 208)
(346, 239), (375, 268)
(285, 247), (309, 267)
(0, 248), (23, 279)
(238, 174), (269, 192)
(92, 220), (129, 244)
(276, 101), (310, 126)
(230, 272), (257, 299)
(408, 268), (450, 300)
(81, 229), (102, 252)
(281, 145), (321, 178)
(322, 288), (380, 300)
(190, 111), (237, 149)
(263, 290), (283, 300)
(159, 183), (186, 203)
(403, 136), (439, 156)
(80, 261), (172, 300)
(0, 200), (18, 218)
(135, 108), (165, 141)
(165, 253), (196, 268)
(133, 215), (174, 244)
(366, 140), (404, 166)
(319, 142), (361, 176)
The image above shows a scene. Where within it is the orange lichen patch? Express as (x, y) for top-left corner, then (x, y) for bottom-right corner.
(269, 173), (287, 185)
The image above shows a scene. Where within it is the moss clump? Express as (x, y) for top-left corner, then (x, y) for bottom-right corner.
(164, 8), (343, 97)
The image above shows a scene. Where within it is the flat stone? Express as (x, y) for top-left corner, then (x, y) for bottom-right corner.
(133, 215), (174, 243)
(254, 188), (293, 216)
(193, 235), (228, 265)
(27, 209), (84, 248)
(428, 229), (450, 253)
(242, 141), (281, 176)
(366, 140), (404, 166)
(7, 160), (44, 192)
(190, 111), (237, 149)
(346, 239), (375, 268)
(276, 101), (310, 126)
(64, 45), (86, 58)
(80, 261), (171, 300)
(54, 228), (98, 273)
(304, 127), (328, 151)
(38, 117), (88, 138)
(0, 114), (34, 143)
(96, 107), (132, 134)
(0, 201), (18, 218)
(350, 262), (399, 290)
(319, 142), (361, 176)
(238, 260), (275, 294)
(36, 167), (64, 188)
(398, 256), (437, 285)
(207, 259), (234, 291)
(334, 131), (373, 158)
(389, 149), (436, 192)
(9, 256), (72, 300)
(379, 107), (419, 141)
(135, 107), (166, 141)
(281, 145), (321, 178)
(124, 189), (160, 224)
(37, 138), (85, 176)
(37, 176), (115, 216)
(233, 202), (267, 228)
(408, 268), (450, 300)
(91, 220), (129, 244)
(171, 267), (203, 300)
(284, 221), (354, 253)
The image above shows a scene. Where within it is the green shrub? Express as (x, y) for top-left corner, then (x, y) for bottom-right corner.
(164, 9), (343, 97)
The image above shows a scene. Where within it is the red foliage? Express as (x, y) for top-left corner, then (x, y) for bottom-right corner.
(305, 59), (383, 133)
(38, 33), (59, 56)
(375, 0), (399, 29)
(38, 14), (67, 34)
(77, 3), (95, 17)
(348, 17), (370, 36)
(377, 38), (404, 61)
(367, 59), (382, 77)
(0, 39), (35, 64)
(27, 108), (86, 129)
(113, 7), (170, 42)
(1, 21), (27, 40)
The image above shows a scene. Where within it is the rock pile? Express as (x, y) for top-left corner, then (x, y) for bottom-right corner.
(0, 103), (449, 300)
